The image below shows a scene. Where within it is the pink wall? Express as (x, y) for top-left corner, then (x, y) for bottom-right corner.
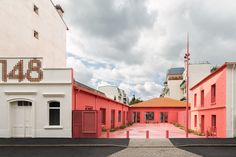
(190, 66), (227, 137)
(177, 110), (190, 128)
(129, 107), (186, 124)
(73, 86), (129, 130)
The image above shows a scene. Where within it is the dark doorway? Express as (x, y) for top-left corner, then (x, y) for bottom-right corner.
(111, 110), (115, 129)
(201, 115), (205, 133)
(160, 112), (168, 123)
(137, 112), (140, 123)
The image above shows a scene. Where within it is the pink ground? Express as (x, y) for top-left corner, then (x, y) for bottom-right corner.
(100, 123), (202, 138)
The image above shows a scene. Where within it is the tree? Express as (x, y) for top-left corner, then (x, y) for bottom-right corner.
(129, 95), (143, 105)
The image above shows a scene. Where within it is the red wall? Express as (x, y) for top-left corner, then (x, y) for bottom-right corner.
(73, 87), (129, 130)
(129, 107), (186, 124)
(190, 66), (227, 137)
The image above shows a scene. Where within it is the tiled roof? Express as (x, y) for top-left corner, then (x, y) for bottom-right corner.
(167, 67), (185, 75)
(131, 97), (189, 108)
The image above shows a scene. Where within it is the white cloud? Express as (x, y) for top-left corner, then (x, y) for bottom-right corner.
(53, 0), (236, 100)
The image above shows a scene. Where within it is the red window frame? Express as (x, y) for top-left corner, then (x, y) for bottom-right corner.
(194, 115), (197, 127)
(118, 111), (121, 122)
(212, 115), (216, 128)
(194, 94), (197, 107)
(100, 108), (106, 125)
(201, 90), (204, 107)
(211, 84), (216, 104)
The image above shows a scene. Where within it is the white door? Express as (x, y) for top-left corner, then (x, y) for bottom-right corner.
(11, 101), (32, 137)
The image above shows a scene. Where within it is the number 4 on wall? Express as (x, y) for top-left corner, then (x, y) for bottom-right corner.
(8, 60), (25, 82)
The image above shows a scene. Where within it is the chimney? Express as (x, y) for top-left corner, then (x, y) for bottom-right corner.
(55, 4), (64, 17)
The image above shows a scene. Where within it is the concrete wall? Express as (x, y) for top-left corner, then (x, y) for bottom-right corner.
(0, 0), (67, 68)
(166, 80), (183, 100)
(190, 67), (227, 137)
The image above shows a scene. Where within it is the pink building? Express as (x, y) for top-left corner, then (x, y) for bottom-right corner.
(129, 98), (188, 126)
(190, 62), (236, 138)
(72, 82), (129, 138)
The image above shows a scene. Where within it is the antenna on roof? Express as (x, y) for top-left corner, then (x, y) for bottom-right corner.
(187, 32), (190, 55)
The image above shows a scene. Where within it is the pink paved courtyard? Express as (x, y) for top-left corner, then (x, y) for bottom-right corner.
(100, 123), (202, 138)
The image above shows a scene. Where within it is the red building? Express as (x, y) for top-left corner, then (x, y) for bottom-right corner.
(190, 62), (236, 138)
(129, 98), (188, 125)
(72, 82), (129, 138)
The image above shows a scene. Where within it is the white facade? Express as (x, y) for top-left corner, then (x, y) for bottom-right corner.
(226, 64), (236, 137)
(98, 86), (129, 104)
(166, 80), (184, 100)
(0, 0), (67, 68)
(181, 63), (211, 102)
(0, 58), (72, 138)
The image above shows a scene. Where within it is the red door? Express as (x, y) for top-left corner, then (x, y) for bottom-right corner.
(201, 115), (205, 133)
(111, 110), (115, 129)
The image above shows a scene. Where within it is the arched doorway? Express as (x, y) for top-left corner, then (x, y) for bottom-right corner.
(10, 100), (33, 137)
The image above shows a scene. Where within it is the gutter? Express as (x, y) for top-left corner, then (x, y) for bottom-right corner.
(231, 64), (235, 137)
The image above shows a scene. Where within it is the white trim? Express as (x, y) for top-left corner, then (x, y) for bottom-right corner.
(5, 91), (37, 95)
(43, 93), (65, 97)
(44, 126), (63, 129)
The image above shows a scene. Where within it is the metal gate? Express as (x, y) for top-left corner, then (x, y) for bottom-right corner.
(72, 110), (101, 138)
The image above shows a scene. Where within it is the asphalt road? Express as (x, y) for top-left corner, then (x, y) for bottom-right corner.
(1, 138), (236, 157)
(2, 146), (236, 157)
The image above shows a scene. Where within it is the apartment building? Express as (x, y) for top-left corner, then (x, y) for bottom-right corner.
(161, 63), (211, 101)
(98, 86), (129, 104)
(160, 67), (185, 100)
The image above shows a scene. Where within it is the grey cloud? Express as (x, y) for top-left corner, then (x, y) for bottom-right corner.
(64, 0), (156, 64)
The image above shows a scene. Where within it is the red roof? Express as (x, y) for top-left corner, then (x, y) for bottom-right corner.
(131, 97), (188, 108)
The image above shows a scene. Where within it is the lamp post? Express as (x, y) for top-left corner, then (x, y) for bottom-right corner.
(184, 33), (190, 138)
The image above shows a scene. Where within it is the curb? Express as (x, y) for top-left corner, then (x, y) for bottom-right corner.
(1, 144), (236, 148)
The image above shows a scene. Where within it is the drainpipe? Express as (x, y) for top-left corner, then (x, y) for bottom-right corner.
(231, 64), (235, 137)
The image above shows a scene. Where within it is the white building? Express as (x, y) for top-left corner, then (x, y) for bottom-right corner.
(0, 0), (68, 68)
(160, 67), (185, 100)
(0, 1), (72, 138)
(180, 62), (211, 101)
(98, 86), (129, 104)
(161, 63), (211, 101)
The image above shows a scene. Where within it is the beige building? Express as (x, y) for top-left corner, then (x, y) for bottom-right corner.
(0, 0), (68, 68)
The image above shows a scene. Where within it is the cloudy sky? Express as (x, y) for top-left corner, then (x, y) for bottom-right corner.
(53, 0), (236, 100)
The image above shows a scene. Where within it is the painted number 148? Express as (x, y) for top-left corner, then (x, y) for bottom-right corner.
(0, 59), (43, 82)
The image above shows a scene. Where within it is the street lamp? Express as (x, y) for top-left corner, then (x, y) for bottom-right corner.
(184, 33), (190, 138)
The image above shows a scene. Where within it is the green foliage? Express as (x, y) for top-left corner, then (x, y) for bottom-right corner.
(102, 127), (107, 132)
(119, 125), (126, 129)
(129, 95), (143, 105)
(211, 66), (218, 72)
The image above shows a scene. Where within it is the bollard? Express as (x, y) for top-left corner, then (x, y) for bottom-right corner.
(106, 130), (110, 138)
(126, 131), (129, 138)
(166, 130), (169, 138)
(206, 131), (208, 138)
(146, 130), (149, 139)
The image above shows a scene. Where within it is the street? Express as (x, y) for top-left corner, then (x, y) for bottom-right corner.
(1, 138), (236, 157)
